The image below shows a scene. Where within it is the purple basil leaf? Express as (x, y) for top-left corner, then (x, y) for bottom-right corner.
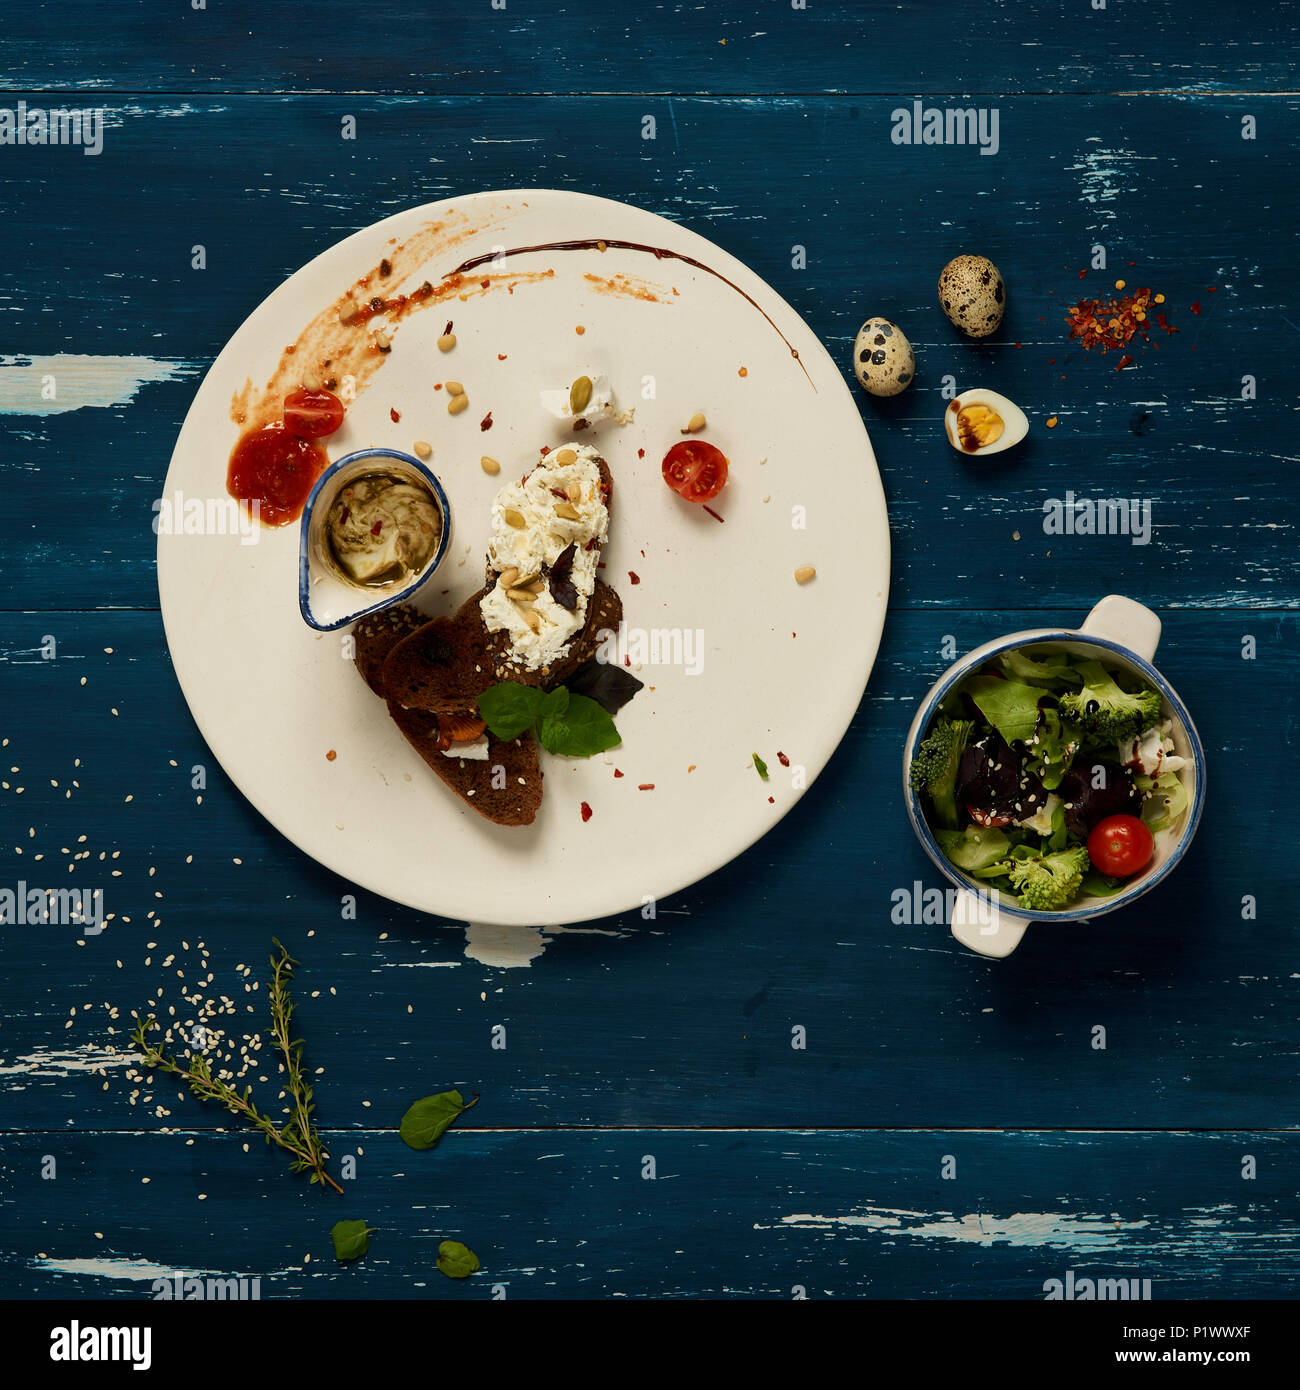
(565, 659), (645, 716)
(548, 542), (579, 611)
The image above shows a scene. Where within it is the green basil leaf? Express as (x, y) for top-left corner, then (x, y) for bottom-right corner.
(476, 683), (545, 740)
(331, 1219), (375, 1262)
(540, 685), (569, 720)
(437, 1240), (480, 1279)
(400, 1089), (476, 1150)
(538, 692), (621, 758)
(752, 753), (769, 779)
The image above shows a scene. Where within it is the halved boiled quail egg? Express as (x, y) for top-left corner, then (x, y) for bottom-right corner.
(944, 389), (1029, 456)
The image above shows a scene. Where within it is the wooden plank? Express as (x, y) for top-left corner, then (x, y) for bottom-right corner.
(1, 1), (1297, 95)
(2, 1129), (1296, 1299)
(1, 608), (1293, 1132)
(2, 95), (1296, 611)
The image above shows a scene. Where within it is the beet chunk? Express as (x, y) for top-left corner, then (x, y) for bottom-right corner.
(1057, 759), (1141, 838)
(958, 731), (1046, 824)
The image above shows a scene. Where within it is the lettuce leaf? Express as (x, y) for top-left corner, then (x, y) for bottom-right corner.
(997, 647), (1085, 690)
(935, 824), (1013, 874)
(1137, 770), (1189, 833)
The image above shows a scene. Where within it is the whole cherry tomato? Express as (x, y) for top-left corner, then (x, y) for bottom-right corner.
(1087, 814), (1154, 878)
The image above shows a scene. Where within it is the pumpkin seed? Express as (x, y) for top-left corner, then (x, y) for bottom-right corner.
(569, 375), (593, 415)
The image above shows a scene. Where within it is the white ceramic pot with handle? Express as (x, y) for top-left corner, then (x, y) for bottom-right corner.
(902, 596), (1207, 958)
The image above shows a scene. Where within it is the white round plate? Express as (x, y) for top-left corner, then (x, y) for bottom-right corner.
(158, 189), (890, 925)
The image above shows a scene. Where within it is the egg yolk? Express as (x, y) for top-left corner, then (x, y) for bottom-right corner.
(955, 404), (1004, 451)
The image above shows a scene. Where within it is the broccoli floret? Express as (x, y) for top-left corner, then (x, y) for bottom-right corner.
(909, 719), (975, 830)
(1058, 660), (1162, 745)
(1008, 845), (1091, 912)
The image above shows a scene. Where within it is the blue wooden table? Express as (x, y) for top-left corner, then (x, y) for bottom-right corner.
(1, 1), (1298, 1301)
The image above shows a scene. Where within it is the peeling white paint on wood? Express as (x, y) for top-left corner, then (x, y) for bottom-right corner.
(0, 1043), (131, 1080)
(32, 1255), (222, 1281)
(770, 1207), (1151, 1249)
(0, 354), (198, 416)
(464, 921), (549, 968)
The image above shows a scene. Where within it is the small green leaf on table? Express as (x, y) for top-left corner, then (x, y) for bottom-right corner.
(331, 1220), (375, 1262)
(399, 1089), (479, 1151)
(437, 1240), (481, 1279)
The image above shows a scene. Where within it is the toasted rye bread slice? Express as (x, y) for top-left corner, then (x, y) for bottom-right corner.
(386, 702), (542, 827)
(354, 604), (426, 698)
(381, 599), (489, 714)
(384, 577), (623, 714)
(354, 603), (542, 827)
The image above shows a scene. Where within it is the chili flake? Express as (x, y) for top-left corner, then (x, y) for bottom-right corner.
(1066, 284), (1176, 358)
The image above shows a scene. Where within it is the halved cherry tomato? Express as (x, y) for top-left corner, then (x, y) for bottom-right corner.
(661, 440), (728, 503)
(283, 387), (346, 439)
(1087, 814), (1154, 878)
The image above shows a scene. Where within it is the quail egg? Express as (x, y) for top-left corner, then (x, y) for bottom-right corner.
(852, 317), (914, 397)
(944, 389), (1028, 455)
(938, 255), (1005, 339)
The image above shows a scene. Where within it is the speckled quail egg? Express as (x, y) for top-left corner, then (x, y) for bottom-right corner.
(944, 389), (1028, 455)
(937, 254), (1005, 339)
(852, 317), (915, 397)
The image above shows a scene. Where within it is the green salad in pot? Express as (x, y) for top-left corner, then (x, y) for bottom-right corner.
(909, 647), (1190, 912)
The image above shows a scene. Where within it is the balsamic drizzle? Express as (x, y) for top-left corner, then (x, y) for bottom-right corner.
(449, 238), (816, 390)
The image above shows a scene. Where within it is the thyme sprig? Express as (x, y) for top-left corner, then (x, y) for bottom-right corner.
(128, 939), (341, 1194)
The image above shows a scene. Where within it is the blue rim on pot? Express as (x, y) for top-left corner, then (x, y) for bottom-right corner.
(901, 596), (1207, 958)
(298, 447), (453, 632)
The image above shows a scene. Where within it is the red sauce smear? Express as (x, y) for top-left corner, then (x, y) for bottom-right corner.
(226, 423), (327, 526)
